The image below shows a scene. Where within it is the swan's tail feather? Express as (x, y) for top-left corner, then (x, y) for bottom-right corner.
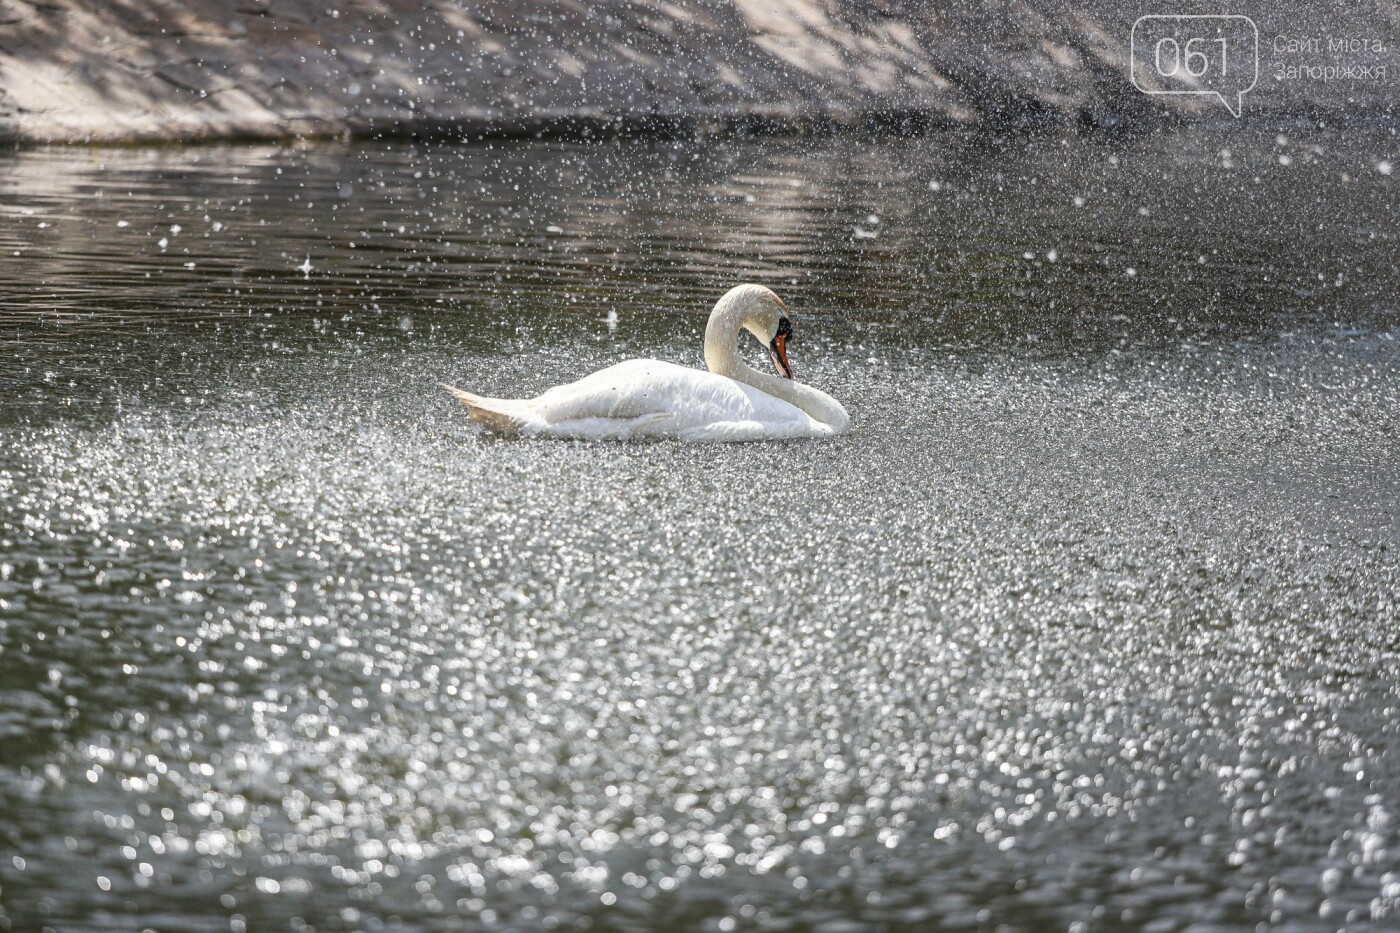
(442, 384), (526, 435)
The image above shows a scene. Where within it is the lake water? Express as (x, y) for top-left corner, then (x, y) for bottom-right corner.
(1, 126), (1397, 931)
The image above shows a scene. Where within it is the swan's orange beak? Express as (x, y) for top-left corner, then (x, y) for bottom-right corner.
(769, 318), (794, 380)
(769, 334), (793, 379)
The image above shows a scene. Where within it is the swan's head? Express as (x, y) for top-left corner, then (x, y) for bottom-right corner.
(728, 284), (794, 380)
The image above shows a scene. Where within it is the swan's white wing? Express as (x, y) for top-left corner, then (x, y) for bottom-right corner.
(516, 360), (827, 441)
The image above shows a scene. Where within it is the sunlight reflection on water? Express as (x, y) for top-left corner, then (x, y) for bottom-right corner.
(0, 127), (1397, 930)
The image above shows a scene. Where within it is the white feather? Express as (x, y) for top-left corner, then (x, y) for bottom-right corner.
(446, 284), (849, 443)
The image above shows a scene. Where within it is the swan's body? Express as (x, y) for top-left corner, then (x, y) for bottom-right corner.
(446, 284), (849, 442)
(447, 360), (837, 442)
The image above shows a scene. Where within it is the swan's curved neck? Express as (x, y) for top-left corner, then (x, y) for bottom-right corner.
(703, 297), (848, 431)
(703, 291), (755, 379)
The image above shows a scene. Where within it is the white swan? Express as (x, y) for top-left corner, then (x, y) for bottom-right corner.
(444, 284), (849, 442)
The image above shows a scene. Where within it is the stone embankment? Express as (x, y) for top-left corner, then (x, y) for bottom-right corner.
(0, 1), (1395, 143)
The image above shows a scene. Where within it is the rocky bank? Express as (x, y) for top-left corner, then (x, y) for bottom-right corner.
(0, 0), (1396, 144)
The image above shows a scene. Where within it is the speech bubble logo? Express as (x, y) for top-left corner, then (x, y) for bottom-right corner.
(1131, 15), (1258, 117)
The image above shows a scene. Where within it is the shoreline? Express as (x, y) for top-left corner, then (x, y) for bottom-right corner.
(2, 1), (1394, 147)
(6, 107), (1396, 152)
